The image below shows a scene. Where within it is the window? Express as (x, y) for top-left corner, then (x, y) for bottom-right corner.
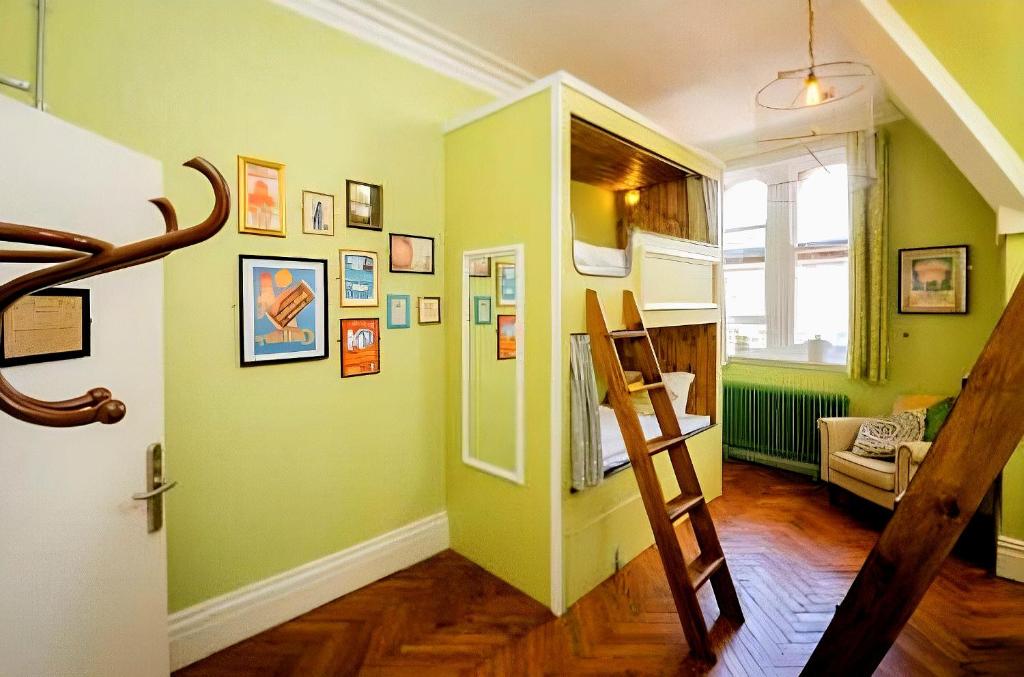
(723, 149), (850, 366)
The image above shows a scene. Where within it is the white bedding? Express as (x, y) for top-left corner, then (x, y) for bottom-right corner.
(599, 404), (711, 471)
(573, 239), (629, 276)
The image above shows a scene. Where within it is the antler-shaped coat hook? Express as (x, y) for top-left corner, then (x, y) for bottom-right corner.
(0, 157), (230, 428)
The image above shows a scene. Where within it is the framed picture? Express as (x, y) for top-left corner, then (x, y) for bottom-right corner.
(238, 156), (286, 237)
(340, 249), (378, 307)
(390, 233), (435, 274)
(473, 296), (492, 325)
(341, 318), (380, 377)
(238, 255), (328, 366)
(899, 245), (969, 314)
(386, 294), (411, 329)
(496, 262), (516, 306)
(468, 256), (491, 277)
(302, 190), (335, 236)
(0, 288), (90, 367)
(497, 314), (516, 359)
(418, 296), (441, 324)
(346, 180), (382, 231)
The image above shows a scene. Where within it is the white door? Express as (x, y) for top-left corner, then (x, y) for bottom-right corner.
(0, 95), (169, 676)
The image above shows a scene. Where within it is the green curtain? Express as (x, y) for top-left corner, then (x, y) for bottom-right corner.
(848, 131), (889, 383)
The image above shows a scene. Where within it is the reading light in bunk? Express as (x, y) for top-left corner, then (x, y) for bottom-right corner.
(624, 189), (640, 207)
(755, 0), (874, 112)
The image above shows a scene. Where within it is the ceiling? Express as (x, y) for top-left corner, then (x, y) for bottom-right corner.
(387, 0), (891, 159)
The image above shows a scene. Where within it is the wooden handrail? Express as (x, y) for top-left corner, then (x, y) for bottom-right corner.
(802, 274), (1024, 674)
(0, 157), (230, 428)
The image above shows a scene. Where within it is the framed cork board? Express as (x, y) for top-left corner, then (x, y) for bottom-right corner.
(0, 288), (91, 367)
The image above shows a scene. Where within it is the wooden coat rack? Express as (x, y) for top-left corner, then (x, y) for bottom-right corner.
(0, 157), (229, 428)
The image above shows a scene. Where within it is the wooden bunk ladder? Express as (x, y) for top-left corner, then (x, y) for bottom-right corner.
(802, 275), (1024, 675)
(585, 289), (743, 664)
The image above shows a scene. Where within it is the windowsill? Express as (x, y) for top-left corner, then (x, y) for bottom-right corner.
(726, 355), (847, 373)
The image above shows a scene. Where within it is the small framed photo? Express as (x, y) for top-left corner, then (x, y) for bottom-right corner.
(899, 245), (969, 314)
(238, 156), (286, 237)
(0, 288), (91, 367)
(496, 262), (516, 306)
(468, 256), (491, 277)
(346, 180), (382, 231)
(341, 318), (380, 377)
(473, 296), (492, 325)
(386, 294), (411, 329)
(340, 249), (379, 307)
(302, 190), (335, 236)
(497, 314), (516, 359)
(390, 233), (435, 274)
(239, 255), (328, 366)
(418, 296), (441, 324)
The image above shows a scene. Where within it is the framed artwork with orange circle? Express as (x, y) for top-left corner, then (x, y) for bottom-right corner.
(389, 232), (435, 274)
(238, 156), (286, 237)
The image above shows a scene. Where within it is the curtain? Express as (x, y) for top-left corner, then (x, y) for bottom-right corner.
(570, 334), (603, 490)
(765, 182), (794, 348)
(847, 130), (889, 382)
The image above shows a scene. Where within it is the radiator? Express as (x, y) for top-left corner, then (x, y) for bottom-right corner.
(723, 382), (849, 479)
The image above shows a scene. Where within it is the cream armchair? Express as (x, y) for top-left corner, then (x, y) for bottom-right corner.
(818, 398), (942, 509)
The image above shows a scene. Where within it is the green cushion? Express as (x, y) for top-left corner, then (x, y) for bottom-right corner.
(923, 397), (955, 442)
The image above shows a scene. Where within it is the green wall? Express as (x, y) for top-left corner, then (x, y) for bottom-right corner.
(570, 180), (618, 248)
(724, 119), (1000, 417)
(892, 0), (1024, 542)
(0, 0), (489, 611)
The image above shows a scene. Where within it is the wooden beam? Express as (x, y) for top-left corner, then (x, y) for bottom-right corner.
(802, 277), (1024, 674)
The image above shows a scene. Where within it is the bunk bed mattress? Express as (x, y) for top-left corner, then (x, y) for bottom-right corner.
(599, 405), (711, 472)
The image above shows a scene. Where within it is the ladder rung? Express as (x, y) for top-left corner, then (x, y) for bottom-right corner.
(626, 381), (665, 394)
(647, 435), (685, 455)
(666, 493), (704, 521)
(687, 553), (725, 590)
(608, 329), (648, 339)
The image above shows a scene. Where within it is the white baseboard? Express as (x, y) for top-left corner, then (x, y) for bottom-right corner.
(169, 511), (450, 670)
(997, 535), (1024, 583)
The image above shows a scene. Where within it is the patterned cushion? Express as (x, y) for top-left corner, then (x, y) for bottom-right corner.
(852, 409), (926, 458)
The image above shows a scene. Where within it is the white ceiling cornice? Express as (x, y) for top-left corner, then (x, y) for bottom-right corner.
(272, 0), (535, 96)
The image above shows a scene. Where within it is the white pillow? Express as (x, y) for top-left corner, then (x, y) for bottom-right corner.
(661, 372), (695, 418)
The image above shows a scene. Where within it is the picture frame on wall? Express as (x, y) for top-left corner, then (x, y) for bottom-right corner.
(339, 249), (379, 307)
(301, 190), (335, 236)
(418, 296), (441, 324)
(346, 180), (382, 231)
(0, 288), (91, 367)
(389, 233), (435, 274)
(386, 294), (411, 329)
(238, 156), (286, 237)
(473, 296), (492, 325)
(497, 314), (516, 359)
(341, 318), (380, 377)
(468, 256), (491, 277)
(898, 245), (969, 314)
(496, 261), (516, 306)
(238, 255), (328, 366)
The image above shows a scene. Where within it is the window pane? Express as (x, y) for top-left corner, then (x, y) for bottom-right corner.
(724, 264), (766, 357)
(797, 164), (848, 244)
(795, 258), (849, 364)
(724, 179), (767, 230)
(723, 225), (765, 253)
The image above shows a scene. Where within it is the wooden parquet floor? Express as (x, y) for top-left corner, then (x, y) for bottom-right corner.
(176, 463), (1024, 676)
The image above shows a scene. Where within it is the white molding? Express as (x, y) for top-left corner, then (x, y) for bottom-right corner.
(460, 244), (526, 486)
(169, 512), (450, 671)
(827, 0), (1024, 211)
(271, 0), (533, 96)
(998, 206), (1024, 236)
(997, 535), (1024, 583)
(549, 84), (565, 616)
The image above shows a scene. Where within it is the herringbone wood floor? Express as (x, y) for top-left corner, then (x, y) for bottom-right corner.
(176, 463), (1024, 676)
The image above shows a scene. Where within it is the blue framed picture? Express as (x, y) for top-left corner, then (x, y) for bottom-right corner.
(474, 296), (492, 325)
(386, 294), (410, 329)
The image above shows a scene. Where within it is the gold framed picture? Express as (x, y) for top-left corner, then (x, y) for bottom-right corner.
(340, 249), (379, 307)
(418, 296), (441, 324)
(346, 179), (382, 231)
(898, 245), (968, 314)
(238, 156), (286, 237)
(302, 190), (335, 236)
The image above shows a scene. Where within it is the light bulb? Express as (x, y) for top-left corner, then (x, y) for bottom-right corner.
(803, 72), (824, 106)
(624, 190), (640, 207)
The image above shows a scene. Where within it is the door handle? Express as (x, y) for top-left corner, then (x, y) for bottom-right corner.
(135, 443), (174, 533)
